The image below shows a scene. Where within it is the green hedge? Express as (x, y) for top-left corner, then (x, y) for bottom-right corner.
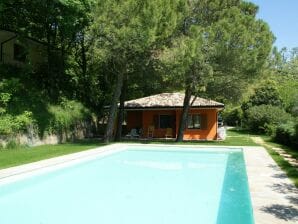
(47, 99), (90, 134)
(274, 121), (298, 149)
(244, 105), (292, 133)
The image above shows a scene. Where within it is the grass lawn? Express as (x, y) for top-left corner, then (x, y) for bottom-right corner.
(201, 129), (258, 146)
(124, 129), (258, 146)
(0, 140), (105, 170)
(261, 135), (298, 160)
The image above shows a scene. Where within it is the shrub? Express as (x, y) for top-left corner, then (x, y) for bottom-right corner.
(222, 107), (243, 126)
(5, 139), (20, 149)
(241, 81), (284, 120)
(0, 77), (35, 135)
(274, 121), (298, 148)
(244, 105), (292, 133)
(0, 111), (34, 135)
(0, 115), (15, 135)
(48, 99), (90, 134)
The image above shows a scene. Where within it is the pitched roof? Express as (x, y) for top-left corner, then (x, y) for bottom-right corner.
(124, 92), (224, 109)
(0, 29), (57, 47)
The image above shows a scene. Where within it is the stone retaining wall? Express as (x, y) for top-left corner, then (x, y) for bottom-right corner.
(0, 121), (94, 148)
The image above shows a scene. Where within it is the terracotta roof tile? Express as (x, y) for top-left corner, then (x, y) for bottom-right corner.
(124, 92), (224, 109)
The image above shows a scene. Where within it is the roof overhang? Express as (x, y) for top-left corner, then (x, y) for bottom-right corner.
(104, 92), (225, 111)
(124, 106), (224, 111)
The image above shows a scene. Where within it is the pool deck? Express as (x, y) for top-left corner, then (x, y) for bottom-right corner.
(0, 143), (297, 223)
(244, 146), (298, 224)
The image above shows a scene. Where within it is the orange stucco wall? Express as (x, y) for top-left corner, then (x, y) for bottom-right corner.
(175, 109), (218, 140)
(126, 108), (219, 140)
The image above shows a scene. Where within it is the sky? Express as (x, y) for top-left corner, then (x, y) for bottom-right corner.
(250, 0), (298, 50)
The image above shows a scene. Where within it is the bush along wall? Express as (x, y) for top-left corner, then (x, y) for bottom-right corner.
(0, 98), (93, 148)
(0, 68), (95, 148)
(273, 120), (298, 149)
(0, 80), (36, 148)
(47, 99), (91, 142)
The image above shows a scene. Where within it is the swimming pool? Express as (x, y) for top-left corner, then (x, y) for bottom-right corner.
(0, 146), (253, 224)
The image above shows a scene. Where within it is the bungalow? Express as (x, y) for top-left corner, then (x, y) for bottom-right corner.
(124, 92), (224, 140)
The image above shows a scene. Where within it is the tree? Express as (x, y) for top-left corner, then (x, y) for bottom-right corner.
(159, 28), (212, 141)
(240, 81), (286, 133)
(247, 81), (283, 107)
(268, 47), (284, 71)
(0, 0), (93, 100)
(160, 0), (273, 141)
(90, 0), (185, 142)
(251, 46), (298, 117)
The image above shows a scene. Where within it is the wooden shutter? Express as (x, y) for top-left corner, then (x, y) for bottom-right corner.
(200, 114), (208, 130)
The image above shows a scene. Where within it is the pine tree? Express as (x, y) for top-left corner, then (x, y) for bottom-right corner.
(90, 0), (185, 142)
(160, 0), (273, 141)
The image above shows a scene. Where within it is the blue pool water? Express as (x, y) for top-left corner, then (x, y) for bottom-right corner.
(0, 146), (253, 224)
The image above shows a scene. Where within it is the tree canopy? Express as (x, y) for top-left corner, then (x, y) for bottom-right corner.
(89, 0), (186, 142)
(2, 0), (292, 143)
(158, 0), (273, 141)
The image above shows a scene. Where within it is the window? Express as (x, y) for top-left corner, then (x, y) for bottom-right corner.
(13, 44), (27, 62)
(159, 115), (172, 129)
(187, 114), (201, 129)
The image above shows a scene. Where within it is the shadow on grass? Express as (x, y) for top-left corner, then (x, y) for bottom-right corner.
(227, 128), (254, 135)
(71, 138), (106, 146)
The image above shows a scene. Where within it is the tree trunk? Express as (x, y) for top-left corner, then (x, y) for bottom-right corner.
(176, 86), (192, 142)
(115, 77), (127, 141)
(104, 72), (124, 143)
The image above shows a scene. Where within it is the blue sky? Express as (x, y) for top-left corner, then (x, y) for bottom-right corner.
(250, 0), (298, 50)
